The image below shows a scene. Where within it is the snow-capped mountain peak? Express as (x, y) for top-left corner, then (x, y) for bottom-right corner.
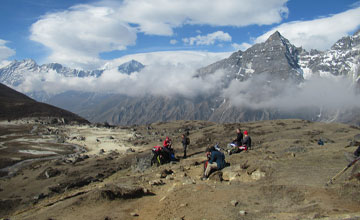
(117, 59), (145, 74)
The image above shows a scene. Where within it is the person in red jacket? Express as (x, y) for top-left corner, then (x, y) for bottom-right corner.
(163, 136), (172, 148)
(162, 136), (174, 161)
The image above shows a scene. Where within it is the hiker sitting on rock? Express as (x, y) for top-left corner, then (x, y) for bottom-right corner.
(227, 128), (243, 154)
(163, 136), (174, 161)
(241, 130), (252, 150)
(203, 146), (225, 179)
(227, 128), (246, 154)
(228, 130), (251, 155)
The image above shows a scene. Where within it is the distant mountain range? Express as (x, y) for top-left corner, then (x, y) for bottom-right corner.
(1, 30), (360, 125)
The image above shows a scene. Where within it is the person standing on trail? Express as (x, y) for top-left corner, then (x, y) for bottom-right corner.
(181, 133), (190, 159)
(203, 147), (225, 179)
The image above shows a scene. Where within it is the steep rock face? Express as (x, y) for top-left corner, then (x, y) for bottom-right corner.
(299, 30), (360, 82)
(197, 31), (303, 86)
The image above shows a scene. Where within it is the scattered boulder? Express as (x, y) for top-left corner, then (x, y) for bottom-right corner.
(251, 170), (266, 180)
(73, 154), (90, 164)
(230, 200), (238, 207)
(97, 184), (151, 200)
(99, 149), (105, 154)
(239, 210), (247, 216)
(37, 167), (61, 179)
(33, 193), (47, 201)
(149, 179), (165, 186)
(166, 175), (174, 180)
(179, 203), (187, 207)
(126, 148), (135, 153)
(208, 171), (223, 181)
(160, 169), (173, 178)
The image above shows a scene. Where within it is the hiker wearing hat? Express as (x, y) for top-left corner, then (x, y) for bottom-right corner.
(240, 130), (251, 151)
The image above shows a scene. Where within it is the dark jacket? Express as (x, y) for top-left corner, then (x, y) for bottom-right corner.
(181, 136), (187, 147)
(242, 135), (251, 148)
(209, 150), (225, 169)
(234, 132), (243, 146)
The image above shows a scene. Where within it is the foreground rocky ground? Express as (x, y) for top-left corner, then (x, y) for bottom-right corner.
(1, 119), (360, 220)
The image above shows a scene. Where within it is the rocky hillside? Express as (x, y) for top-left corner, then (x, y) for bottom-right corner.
(196, 31), (303, 84)
(1, 119), (360, 219)
(0, 83), (89, 124)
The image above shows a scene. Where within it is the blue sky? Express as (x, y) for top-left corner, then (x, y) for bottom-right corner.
(1, 0), (360, 70)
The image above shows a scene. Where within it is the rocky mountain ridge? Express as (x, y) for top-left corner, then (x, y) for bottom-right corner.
(196, 31), (303, 85)
(1, 31), (360, 125)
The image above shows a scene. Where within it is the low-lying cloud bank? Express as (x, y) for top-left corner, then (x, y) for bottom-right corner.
(16, 52), (229, 98)
(223, 73), (360, 111)
(15, 58), (360, 114)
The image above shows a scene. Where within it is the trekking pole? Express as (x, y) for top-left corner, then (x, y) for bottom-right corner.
(326, 156), (360, 186)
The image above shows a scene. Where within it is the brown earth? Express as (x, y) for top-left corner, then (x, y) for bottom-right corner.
(1, 119), (360, 220)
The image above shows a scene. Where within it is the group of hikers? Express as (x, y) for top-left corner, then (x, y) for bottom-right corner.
(151, 128), (360, 182)
(151, 128), (252, 180)
(151, 130), (190, 166)
(203, 128), (251, 179)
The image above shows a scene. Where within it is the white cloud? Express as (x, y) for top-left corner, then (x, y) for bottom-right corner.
(16, 51), (232, 98)
(118, 0), (288, 35)
(183, 31), (232, 46)
(255, 7), (360, 50)
(30, 4), (137, 70)
(0, 39), (15, 62)
(223, 74), (360, 111)
(103, 50), (232, 69)
(170, 39), (178, 45)
(29, 0), (288, 68)
(231, 42), (252, 51)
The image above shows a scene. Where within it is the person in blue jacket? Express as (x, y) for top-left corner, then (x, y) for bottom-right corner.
(203, 146), (225, 179)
